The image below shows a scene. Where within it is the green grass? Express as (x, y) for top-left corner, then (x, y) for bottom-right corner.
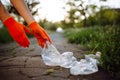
(64, 26), (120, 79)
(0, 27), (13, 43)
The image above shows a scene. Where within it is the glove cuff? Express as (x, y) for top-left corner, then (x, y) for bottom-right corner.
(3, 17), (16, 28)
(29, 21), (39, 29)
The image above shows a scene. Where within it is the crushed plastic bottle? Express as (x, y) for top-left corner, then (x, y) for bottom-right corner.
(41, 43), (61, 66)
(70, 56), (98, 75)
(41, 43), (77, 68)
(85, 54), (99, 64)
(60, 52), (77, 68)
(41, 42), (100, 75)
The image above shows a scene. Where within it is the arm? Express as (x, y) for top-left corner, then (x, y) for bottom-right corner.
(0, 1), (30, 47)
(10, 0), (35, 24)
(0, 1), (11, 21)
(10, 0), (52, 47)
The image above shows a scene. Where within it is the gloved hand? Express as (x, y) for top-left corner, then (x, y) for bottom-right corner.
(3, 17), (31, 47)
(29, 21), (52, 48)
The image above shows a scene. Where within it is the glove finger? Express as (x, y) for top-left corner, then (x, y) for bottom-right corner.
(35, 35), (47, 48)
(43, 30), (52, 44)
(19, 39), (25, 47)
(34, 32), (48, 41)
(23, 25), (32, 34)
(22, 36), (30, 47)
(41, 40), (47, 48)
(15, 38), (24, 47)
(37, 38), (45, 48)
(16, 33), (30, 47)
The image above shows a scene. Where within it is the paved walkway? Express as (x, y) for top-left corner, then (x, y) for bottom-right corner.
(0, 33), (112, 80)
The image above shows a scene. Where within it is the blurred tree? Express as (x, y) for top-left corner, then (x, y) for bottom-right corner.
(100, 0), (107, 1)
(85, 7), (120, 26)
(63, 0), (98, 28)
(96, 8), (120, 26)
(65, 1), (76, 28)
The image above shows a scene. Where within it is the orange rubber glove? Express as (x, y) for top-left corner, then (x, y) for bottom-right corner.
(3, 17), (31, 47)
(29, 21), (52, 48)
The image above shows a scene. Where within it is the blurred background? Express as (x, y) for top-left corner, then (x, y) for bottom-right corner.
(0, 0), (120, 79)
(0, 0), (120, 30)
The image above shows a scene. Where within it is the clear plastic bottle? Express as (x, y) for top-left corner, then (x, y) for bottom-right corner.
(41, 44), (77, 68)
(60, 52), (77, 68)
(70, 56), (98, 75)
(41, 42), (99, 75)
(41, 44), (61, 66)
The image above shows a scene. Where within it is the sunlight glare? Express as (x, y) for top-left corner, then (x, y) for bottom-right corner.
(38, 0), (66, 22)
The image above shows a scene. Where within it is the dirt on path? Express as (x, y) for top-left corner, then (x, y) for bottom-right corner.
(0, 33), (112, 80)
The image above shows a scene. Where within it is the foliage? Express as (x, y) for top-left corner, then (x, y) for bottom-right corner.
(100, 26), (120, 80)
(64, 27), (101, 46)
(64, 26), (120, 79)
(64, 0), (96, 27)
(85, 8), (120, 26)
(44, 22), (58, 31)
(39, 20), (61, 31)
(0, 27), (13, 43)
(97, 9), (120, 26)
(61, 4), (120, 29)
